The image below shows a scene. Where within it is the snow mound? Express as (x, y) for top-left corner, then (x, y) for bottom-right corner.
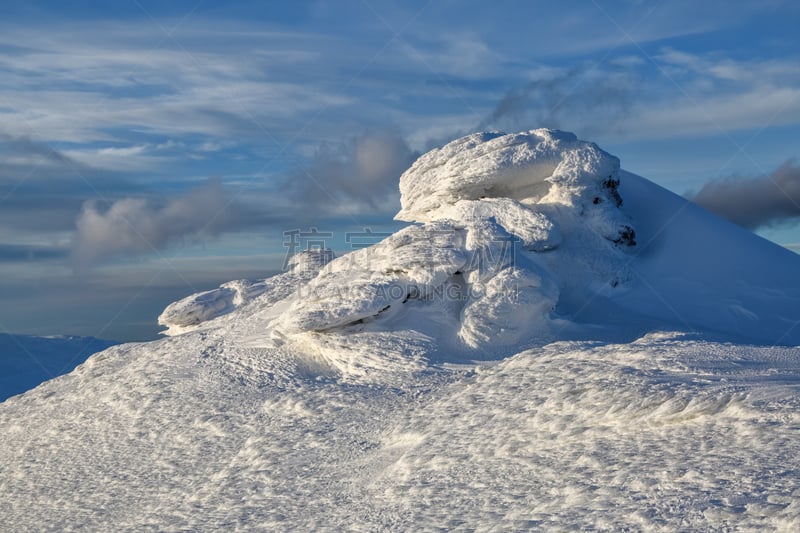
(2, 331), (800, 530)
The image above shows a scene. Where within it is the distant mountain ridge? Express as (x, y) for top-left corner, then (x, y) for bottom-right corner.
(0, 334), (117, 401)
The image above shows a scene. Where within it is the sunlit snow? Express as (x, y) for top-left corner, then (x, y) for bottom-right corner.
(2, 130), (799, 530)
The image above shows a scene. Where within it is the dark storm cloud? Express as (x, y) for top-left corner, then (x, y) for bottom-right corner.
(688, 160), (800, 230)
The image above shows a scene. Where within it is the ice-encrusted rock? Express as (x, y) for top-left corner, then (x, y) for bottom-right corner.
(162, 130), (638, 352)
(396, 128), (634, 246)
(459, 265), (559, 348)
(158, 249), (334, 334)
(395, 130), (613, 213)
(158, 286), (239, 329)
(271, 131), (638, 350)
(437, 198), (561, 252)
(287, 247), (335, 273)
(279, 222), (468, 333)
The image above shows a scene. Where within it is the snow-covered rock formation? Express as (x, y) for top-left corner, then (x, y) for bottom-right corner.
(3, 130), (800, 531)
(159, 128), (800, 358)
(394, 129), (633, 250)
(158, 249), (334, 335)
(161, 130), (644, 356)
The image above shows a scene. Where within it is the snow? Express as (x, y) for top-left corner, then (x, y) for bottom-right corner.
(612, 171), (800, 345)
(1, 129), (800, 530)
(395, 129), (618, 221)
(157, 249), (334, 336)
(2, 331), (798, 530)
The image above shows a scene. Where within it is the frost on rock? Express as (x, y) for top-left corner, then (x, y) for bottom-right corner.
(272, 129), (637, 352)
(441, 198), (561, 252)
(395, 129), (635, 246)
(459, 265), (559, 348)
(278, 222), (468, 333)
(158, 249), (333, 335)
(287, 247), (335, 274)
(158, 286), (238, 329)
(158, 130), (637, 353)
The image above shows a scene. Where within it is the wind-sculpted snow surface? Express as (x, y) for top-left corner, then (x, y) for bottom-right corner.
(1, 332), (799, 530)
(3, 130), (800, 530)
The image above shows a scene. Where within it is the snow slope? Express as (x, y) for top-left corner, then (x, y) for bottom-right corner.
(0, 334), (116, 401)
(1, 129), (799, 531)
(612, 171), (800, 346)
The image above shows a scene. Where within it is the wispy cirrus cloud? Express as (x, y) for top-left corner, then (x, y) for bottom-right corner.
(475, 48), (800, 144)
(655, 48), (800, 84)
(0, 22), (351, 149)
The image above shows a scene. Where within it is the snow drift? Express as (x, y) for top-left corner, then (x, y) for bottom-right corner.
(2, 129), (800, 530)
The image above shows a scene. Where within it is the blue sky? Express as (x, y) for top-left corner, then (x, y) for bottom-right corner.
(1, 0), (799, 341)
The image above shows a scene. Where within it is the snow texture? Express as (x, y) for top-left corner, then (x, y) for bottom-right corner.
(2, 129), (800, 531)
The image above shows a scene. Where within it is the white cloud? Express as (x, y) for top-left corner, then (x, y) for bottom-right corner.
(70, 179), (273, 267)
(396, 33), (506, 79)
(618, 86), (800, 141)
(657, 48), (800, 84)
(0, 23), (351, 145)
(474, 47), (800, 144)
(287, 131), (416, 215)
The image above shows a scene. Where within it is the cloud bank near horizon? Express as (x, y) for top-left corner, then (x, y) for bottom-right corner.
(70, 179), (277, 267)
